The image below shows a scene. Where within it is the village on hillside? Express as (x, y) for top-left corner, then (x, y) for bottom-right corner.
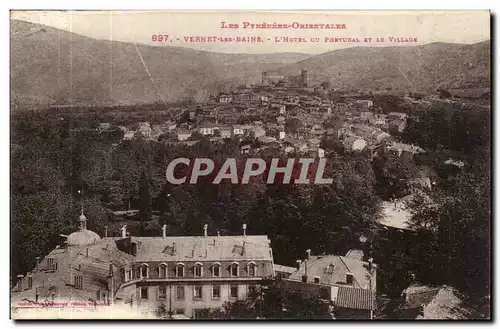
(11, 66), (490, 320)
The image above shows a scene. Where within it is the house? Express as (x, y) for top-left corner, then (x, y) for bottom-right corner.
(278, 250), (377, 319)
(360, 111), (374, 121)
(123, 131), (136, 140)
(271, 103), (286, 115)
(11, 212), (134, 319)
(370, 114), (387, 126)
(308, 138), (321, 148)
(260, 95), (270, 103)
(387, 143), (425, 160)
(296, 140), (309, 154)
(444, 159), (465, 169)
(240, 144), (251, 155)
(11, 216), (275, 320)
(98, 122), (111, 131)
(355, 100), (373, 109)
(177, 130), (192, 141)
(232, 125), (244, 136)
(389, 119), (407, 133)
(397, 285), (470, 319)
(387, 112), (408, 121)
(373, 131), (391, 143)
(219, 126), (233, 139)
(138, 122), (152, 139)
(277, 116), (286, 125)
(199, 124), (219, 136)
(310, 124), (325, 137)
(274, 264), (297, 280)
(343, 137), (367, 152)
(165, 121), (178, 132)
(252, 126), (266, 139)
(219, 94), (233, 104)
(257, 136), (277, 145)
(308, 147), (325, 158)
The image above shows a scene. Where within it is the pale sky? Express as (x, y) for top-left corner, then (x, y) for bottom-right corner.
(11, 10), (490, 54)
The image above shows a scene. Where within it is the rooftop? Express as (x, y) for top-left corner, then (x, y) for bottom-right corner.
(288, 253), (376, 290)
(131, 235), (273, 262)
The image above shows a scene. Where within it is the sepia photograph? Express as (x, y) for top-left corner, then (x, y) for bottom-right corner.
(9, 10), (491, 320)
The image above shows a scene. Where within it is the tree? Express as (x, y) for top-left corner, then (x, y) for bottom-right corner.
(195, 283), (331, 319)
(138, 171), (152, 232)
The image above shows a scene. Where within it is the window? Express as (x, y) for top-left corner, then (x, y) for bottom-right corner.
(418, 304), (425, 317)
(230, 263), (239, 277)
(74, 275), (83, 289)
(125, 269), (132, 282)
(248, 285), (257, 296)
(158, 286), (167, 300)
(176, 264), (185, 278)
(193, 286), (202, 299)
(314, 276), (320, 284)
(47, 257), (54, 269)
(230, 285), (238, 298)
(212, 263), (221, 277)
(248, 263), (256, 277)
(140, 264), (149, 279)
(212, 285), (221, 299)
(174, 309), (185, 315)
(194, 263), (203, 277)
(97, 290), (101, 301)
(176, 286), (185, 300)
(140, 287), (148, 299)
(346, 273), (354, 285)
(109, 264), (114, 277)
(28, 276), (32, 289)
(158, 264), (167, 278)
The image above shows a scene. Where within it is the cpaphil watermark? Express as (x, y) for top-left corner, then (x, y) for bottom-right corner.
(166, 157), (333, 185)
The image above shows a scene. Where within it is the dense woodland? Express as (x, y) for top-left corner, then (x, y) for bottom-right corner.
(10, 103), (490, 317)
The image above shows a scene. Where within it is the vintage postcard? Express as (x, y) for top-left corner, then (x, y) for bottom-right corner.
(10, 10), (491, 320)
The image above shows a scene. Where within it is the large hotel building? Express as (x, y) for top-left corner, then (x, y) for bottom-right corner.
(11, 212), (275, 319)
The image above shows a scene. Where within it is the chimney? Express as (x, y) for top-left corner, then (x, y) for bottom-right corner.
(306, 249), (311, 260)
(296, 260), (301, 271)
(17, 275), (24, 292)
(203, 224), (208, 238)
(217, 230), (220, 237)
(36, 257), (40, 271)
(243, 224), (247, 236)
(173, 242), (176, 251)
(162, 224), (167, 238)
(304, 258), (308, 282)
(402, 291), (409, 302)
(121, 225), (127, 238)
(346, 273), (354, 285)
(104, 226), (108, 238)
(368, 257), (373, 271)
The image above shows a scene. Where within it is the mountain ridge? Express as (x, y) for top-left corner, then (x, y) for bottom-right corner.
(11, 19), (490, 107)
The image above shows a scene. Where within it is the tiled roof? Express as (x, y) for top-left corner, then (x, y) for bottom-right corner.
(274, 264), (297, 274)
(131, 235), (272, 262)
(401, 285), (441, 309)
(288, 255), (376, 290)
(335, 286), (376, 310)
